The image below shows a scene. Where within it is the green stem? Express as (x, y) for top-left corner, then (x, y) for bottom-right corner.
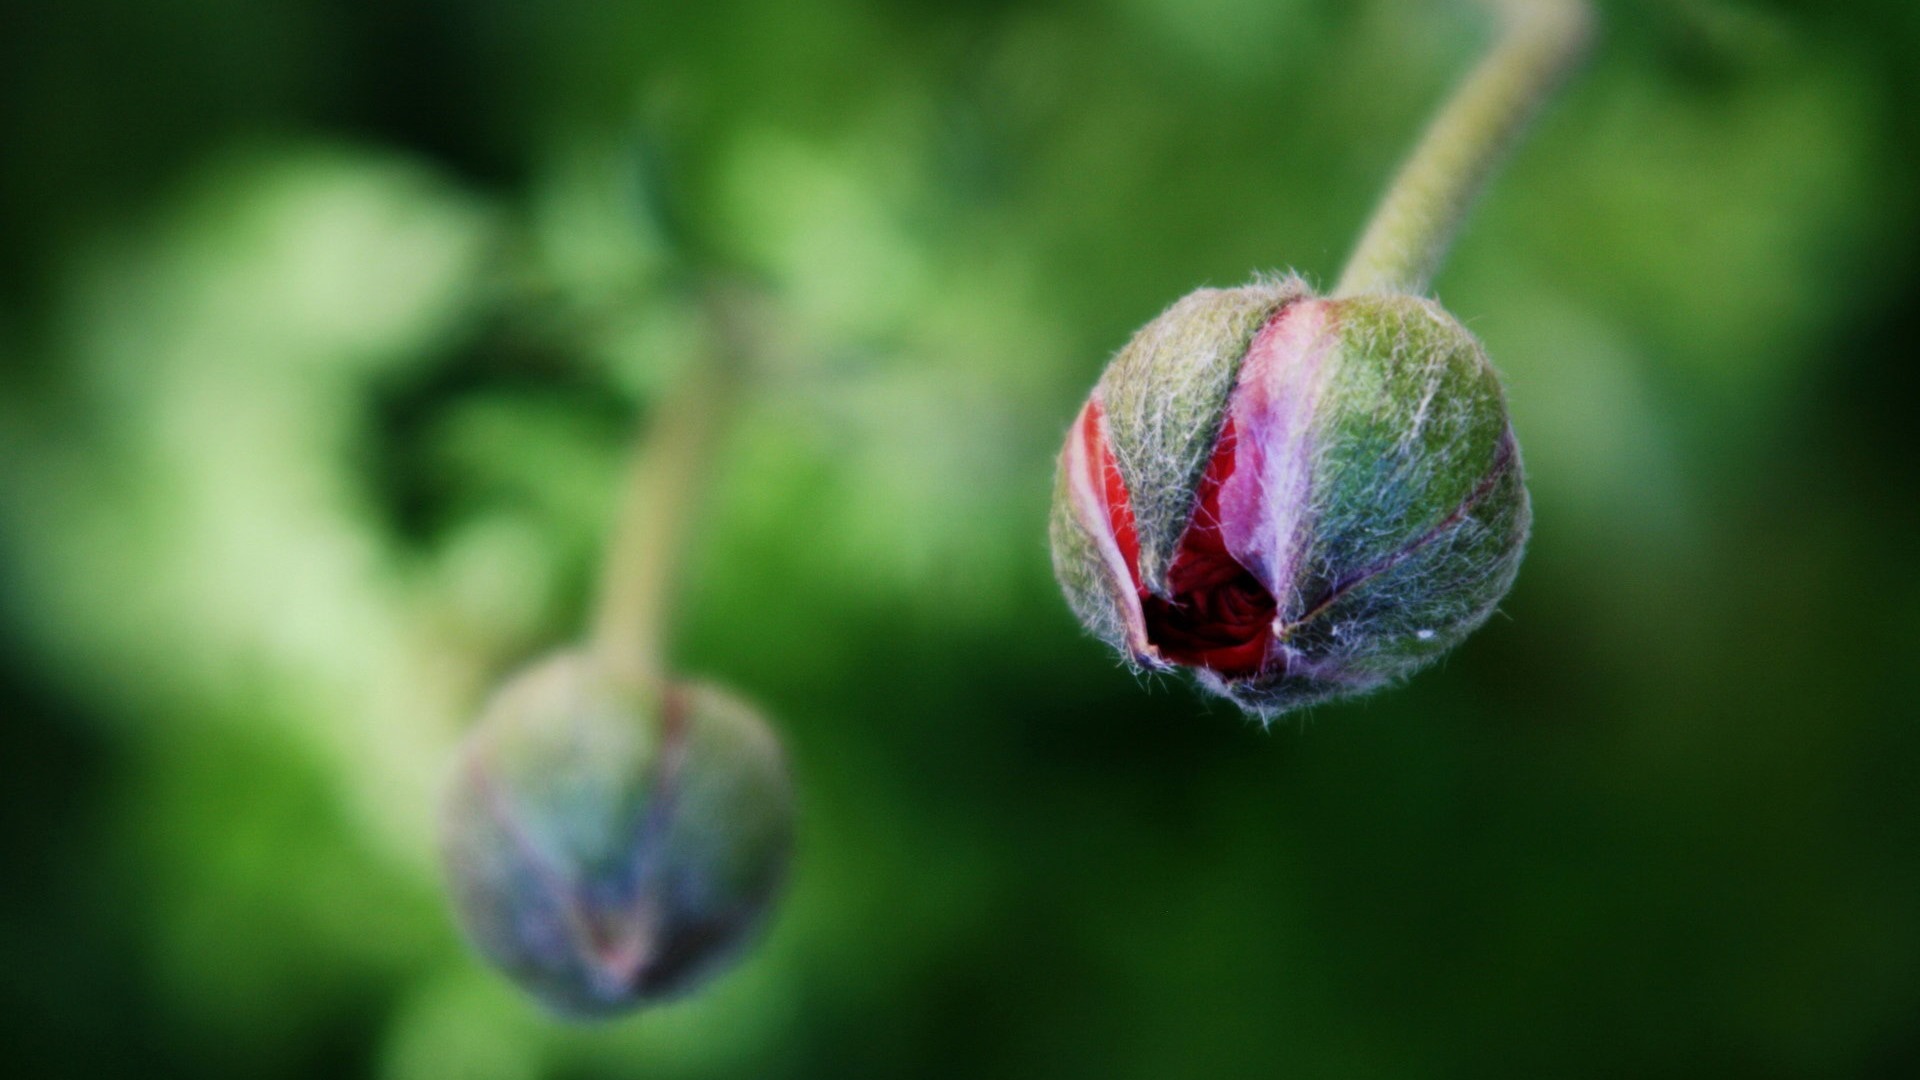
(591, 286), (753, 689)
(1334, 0), (1593, 298)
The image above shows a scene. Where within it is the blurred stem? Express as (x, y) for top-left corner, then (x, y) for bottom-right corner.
(592, 286), (753, 689)
(1334, 0), (1592, 298)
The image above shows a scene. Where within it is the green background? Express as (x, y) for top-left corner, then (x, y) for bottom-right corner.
(5, 0), (1919, 1076)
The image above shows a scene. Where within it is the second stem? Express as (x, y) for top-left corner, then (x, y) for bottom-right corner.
(592, 288), (751, 689)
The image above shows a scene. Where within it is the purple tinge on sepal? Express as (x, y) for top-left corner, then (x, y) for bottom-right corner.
(1217, 299), (1333, 613)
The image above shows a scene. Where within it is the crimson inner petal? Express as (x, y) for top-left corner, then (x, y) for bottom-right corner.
(1092, 408), (1275, 677)
(1141, 420), (1275, 675)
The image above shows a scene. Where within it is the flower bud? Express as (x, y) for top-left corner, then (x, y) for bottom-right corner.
(1051, 279), (1529, 718)
(439, 651), (794, 1017)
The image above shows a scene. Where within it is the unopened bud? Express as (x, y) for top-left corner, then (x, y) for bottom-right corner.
(439, 651), (794, 1016)
(1051, 278), (1529, 718)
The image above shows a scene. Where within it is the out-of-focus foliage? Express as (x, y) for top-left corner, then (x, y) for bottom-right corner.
(4, 1), (1919, 1077)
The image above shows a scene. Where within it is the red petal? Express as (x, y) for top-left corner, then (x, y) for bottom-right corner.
(1141, 419), (1276, 677)
(1077, 402), (1274, 678)
(1082, 400), (1141, 587)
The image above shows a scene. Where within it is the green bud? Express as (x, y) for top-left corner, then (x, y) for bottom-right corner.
(439, 651), (794, 1017)
(1052, 279), (1529, 718)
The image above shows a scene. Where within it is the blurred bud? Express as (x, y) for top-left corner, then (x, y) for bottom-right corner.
(1051, 278), (1529, 718)
(440, 651), (794, 1017)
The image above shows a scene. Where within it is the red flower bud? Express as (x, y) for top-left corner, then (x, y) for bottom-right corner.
(1052, 280), (1528, 718)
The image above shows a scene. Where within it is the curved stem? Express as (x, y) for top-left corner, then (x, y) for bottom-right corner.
(1334, 0), (1593, 298)
(591, 286), (754, 689)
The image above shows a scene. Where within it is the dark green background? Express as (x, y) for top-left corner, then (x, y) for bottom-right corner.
(5, 0), (1919, 1076)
